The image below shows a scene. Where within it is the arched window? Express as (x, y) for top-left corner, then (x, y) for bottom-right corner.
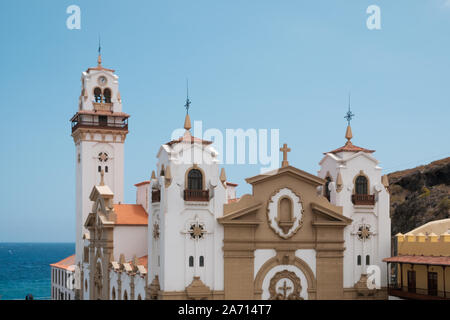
(137, 294), (142, 300)
(103, 88), (111, 103)
(187, 169), (202, 190)
(189, 256), (194, 267)
(355, 175), (368, 195)
(199, 256), (204, 267)
(94, 87), (102, 103)
(357, 255), (362, 266)
(111, 287), (116, 300)
(123, 290), (128, 300)
(279, 197), (293, 223)
(366, 255), (370, 266)
(324, 177), (332, 201)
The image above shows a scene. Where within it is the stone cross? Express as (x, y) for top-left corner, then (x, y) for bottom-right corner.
(278, 280), (292, 299)
(280, 143), (291, 167)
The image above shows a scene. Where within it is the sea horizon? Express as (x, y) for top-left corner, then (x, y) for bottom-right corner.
(0, 242), (75, 300)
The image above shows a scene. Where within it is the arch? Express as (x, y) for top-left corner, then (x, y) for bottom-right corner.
(93, 87), (102, 103)
(199, 256), (205, 267)
(85, 279), (88, 292)
(103, 88), (112, 103)
(353, 171), (370, 195)
(254, 256), (316, 300)
(123, 290), (128, 300)
(94, 261), (103, 299)
(189, 256), (194, 267)
(324, 176), (332, 201)
(137, 294), (142, 300)
(111, 287), (116, 300)
(187, 168), (203, 190)
(355, 175), (368, 195)
(278, 196), (293, 222)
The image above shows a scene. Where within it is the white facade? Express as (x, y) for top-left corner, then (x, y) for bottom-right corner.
(51, 266), (75, 300)
(147, 133), (228, 293)
(74, 65), (126, 266)
(318, 137), (391, 289)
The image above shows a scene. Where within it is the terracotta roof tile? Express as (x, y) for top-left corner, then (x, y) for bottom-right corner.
(383, 255), (450, 266)
(134, 181), (150, 187)
(114, 204), (148, 226)
(325, 140), (375, 155)
(50, 254), (75, 270)
(128, 255), (148, 269)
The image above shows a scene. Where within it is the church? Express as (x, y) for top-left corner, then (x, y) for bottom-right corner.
(50, 55), (391, 300)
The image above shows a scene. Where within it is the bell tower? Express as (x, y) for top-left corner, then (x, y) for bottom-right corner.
(71, 51), (129, 265)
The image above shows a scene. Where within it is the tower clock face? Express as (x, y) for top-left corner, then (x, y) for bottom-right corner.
(98, 76), (107, 86)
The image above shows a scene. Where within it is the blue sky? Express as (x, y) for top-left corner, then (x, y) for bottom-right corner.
(0, 0), (449, 242)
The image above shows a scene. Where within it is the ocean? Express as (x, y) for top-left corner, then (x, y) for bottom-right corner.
(0, 243), (75, 300)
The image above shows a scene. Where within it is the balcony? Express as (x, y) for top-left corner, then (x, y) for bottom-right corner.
(93, 102), (113, 112)
(152, 190), (160, 203)
(351, 194), (375, 205)
(388, 285), (450, 300)
(71, 120), (128, 133)
(184, 189), (209, 202)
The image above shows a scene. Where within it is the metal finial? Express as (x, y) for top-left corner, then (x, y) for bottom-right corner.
(97, 35), (102, 66)
(184, 79), (191, 114)
(344, 92), (354, 125)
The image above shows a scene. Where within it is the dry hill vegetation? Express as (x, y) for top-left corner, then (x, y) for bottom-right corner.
(388, 157), (450, 235)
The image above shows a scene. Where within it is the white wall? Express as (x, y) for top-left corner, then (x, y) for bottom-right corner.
(113, 226), (148, 261)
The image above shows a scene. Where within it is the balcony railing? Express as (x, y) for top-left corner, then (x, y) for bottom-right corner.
(388, 285), (449, 300)
(351, 194), (375, 205)
(71, 120), (128, 133)
(184, 189), (209, 202)
(93, 102), (113, 112)
(152, 190), (160, 203)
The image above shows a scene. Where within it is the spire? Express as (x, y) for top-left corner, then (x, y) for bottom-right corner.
(97, 36), (102, 66)
(344, 92), (354, 141)
(184, 79), (192, 131)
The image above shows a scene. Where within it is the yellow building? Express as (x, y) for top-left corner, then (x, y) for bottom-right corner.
(384, 219), (450, 300)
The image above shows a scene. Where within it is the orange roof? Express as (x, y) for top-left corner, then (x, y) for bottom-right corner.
(50, 254), (75, 270)
(325, 140), (375, 155)
(226, 182), (238, 187)
(134, 181), (150, 187)
(383, 255), (450, 266)
(114, 204), (148, 226)
(128, 255), (148, 269)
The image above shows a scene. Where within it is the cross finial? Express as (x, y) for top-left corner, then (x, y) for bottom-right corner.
(280, 143), (291, 168)
(344, 92), (354, 125)
(344, 93), (354, 141)
(100, 169), (105, 186)
(97, 35), (102, 66)
(184, 79), (191, 114)
(183, 79), (192, 131)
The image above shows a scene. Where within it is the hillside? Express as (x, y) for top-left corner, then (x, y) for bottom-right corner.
(388, 157), (450, 235)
